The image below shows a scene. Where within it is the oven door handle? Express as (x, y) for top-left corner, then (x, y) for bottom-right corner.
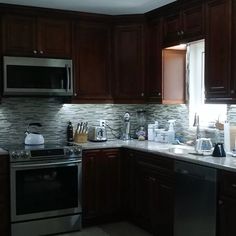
(11, 160), (81, 169)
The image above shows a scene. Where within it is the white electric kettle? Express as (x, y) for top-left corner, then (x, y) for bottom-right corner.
(195, 138), (213, 154)
(24, 123), (45, 145)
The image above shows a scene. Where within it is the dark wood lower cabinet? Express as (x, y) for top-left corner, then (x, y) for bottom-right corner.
(82, 149), (121, 225)
(0, 156), (10, 236)
(218, 170), (236, 236)
(133, 152), (174, 236)
(218, 196), (236, 236)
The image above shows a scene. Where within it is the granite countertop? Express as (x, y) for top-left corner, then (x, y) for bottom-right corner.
(81, 139), (236, 172)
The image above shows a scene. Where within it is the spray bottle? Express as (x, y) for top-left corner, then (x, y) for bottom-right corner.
(167, 120), (176, 144)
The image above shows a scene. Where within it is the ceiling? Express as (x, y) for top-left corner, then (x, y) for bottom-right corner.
(0, 0), (176, 15)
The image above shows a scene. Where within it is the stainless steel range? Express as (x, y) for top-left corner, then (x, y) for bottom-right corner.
(8, 144), (82, 236)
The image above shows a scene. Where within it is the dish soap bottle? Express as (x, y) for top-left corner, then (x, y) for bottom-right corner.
(67, 121), (74, 144)
(167, 120), (176, 144)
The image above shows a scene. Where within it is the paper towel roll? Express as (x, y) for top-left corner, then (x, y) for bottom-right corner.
(224, 121), (230, 152)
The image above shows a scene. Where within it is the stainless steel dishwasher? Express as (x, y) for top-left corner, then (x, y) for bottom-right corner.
(174, 161), (217, 236)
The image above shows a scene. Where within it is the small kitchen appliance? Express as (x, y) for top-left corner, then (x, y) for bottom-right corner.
(212, 143), (226, 157)
(88, 126), (107, 142)
(195, 138), (213, 155)
(24, 123), (45, 145)
(136, 110), (147, 139)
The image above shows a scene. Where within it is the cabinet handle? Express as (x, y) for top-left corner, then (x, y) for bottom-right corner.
(141, 92), (144, 97)
(181, 30), (184, 35)
(74, 93), (77, 96)
(177, 31), (180, 36)
(218, 200), (223, 205)
(149, 177), (156, 182)
(210, 86), (224, 90)
(39, 50), (44, 54)
(33, 50), (37, 54)
(231, 90), (235, 94)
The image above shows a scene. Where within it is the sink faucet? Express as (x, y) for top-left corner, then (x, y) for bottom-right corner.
(193, 113), (200, 140)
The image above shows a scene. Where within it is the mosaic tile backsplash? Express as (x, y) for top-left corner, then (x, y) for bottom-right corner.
(0, 97), (233, 146)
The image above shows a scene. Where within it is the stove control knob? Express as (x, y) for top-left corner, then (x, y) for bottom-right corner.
(11, 151), (20, 159)
(21, 151), (29, 159)
(74, 148), (81, 155)
(65, 148), (73, 156)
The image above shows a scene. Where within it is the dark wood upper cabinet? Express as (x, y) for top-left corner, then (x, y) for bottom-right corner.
(163, 2), (204, 47)
(73, 21), (112, 102)
(113, 23), (145, 102)
(205, 0), (231, 102)
(2, 15), (37, 56)
(2, 14), (72, 58)
(147, 20), (186, 104)
(147, 20), (163, 103)
(37, 18), (72, 58)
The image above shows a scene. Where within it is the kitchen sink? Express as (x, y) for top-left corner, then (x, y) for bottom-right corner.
(168, 147), (190, 155)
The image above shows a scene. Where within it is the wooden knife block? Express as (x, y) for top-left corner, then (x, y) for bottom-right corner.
(74, 132), (88, 143)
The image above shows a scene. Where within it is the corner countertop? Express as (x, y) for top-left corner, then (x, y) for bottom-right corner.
(81, 139), (236, 172)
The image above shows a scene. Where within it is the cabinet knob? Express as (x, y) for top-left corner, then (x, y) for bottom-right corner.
(177, 31), (180, 36)
(181, 30), (184, 35)
(33, 50), (37, 54)
(39, 50), (44, 54)
(157, 92), (161, 96)
(218, 200), (223, 205)
(74, 93), (77, 96)
(231, 90), (235, 94)
(141, 92), (144, 97)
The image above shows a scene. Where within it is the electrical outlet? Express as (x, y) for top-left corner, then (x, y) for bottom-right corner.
(99, 120), (106, 127)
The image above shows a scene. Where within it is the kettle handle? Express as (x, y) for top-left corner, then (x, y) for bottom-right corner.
(25, 123), (42, 135)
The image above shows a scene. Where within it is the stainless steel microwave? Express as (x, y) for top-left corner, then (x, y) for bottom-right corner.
(3, 56), (73, 96)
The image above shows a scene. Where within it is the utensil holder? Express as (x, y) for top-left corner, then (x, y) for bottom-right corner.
(74, 133), (88, 143)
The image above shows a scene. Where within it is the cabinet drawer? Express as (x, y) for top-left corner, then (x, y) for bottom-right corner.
(219, 171), (236, 196)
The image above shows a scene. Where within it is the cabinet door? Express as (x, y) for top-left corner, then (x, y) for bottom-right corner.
(2, 14), (37, 56)
(205, 0), (231, 102)
(82, 150), (100, 222)
(74, 22), (112, 101)
(147, 20), (163, 103)
(120, 149), (135, 218)
(182, 3), (204, 42)
(113, 24), (145, 102)
(163, 13), (181, 47)
(102, 149), (121, 216)
(134, 157), (174, 236)
(218, 196), (236, 236)
(162, 49), (186, 104)
(37, 18), (72, 58)
(0, 157), (10, 236)
(82, 149), (120, 225)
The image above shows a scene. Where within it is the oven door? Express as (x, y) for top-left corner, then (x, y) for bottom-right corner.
(10, 159), (81, 222)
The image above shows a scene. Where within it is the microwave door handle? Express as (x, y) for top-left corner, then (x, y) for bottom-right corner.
(65, 64), (70, 92)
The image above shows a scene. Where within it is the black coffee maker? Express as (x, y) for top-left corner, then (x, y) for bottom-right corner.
(212, 143), (226, 157)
